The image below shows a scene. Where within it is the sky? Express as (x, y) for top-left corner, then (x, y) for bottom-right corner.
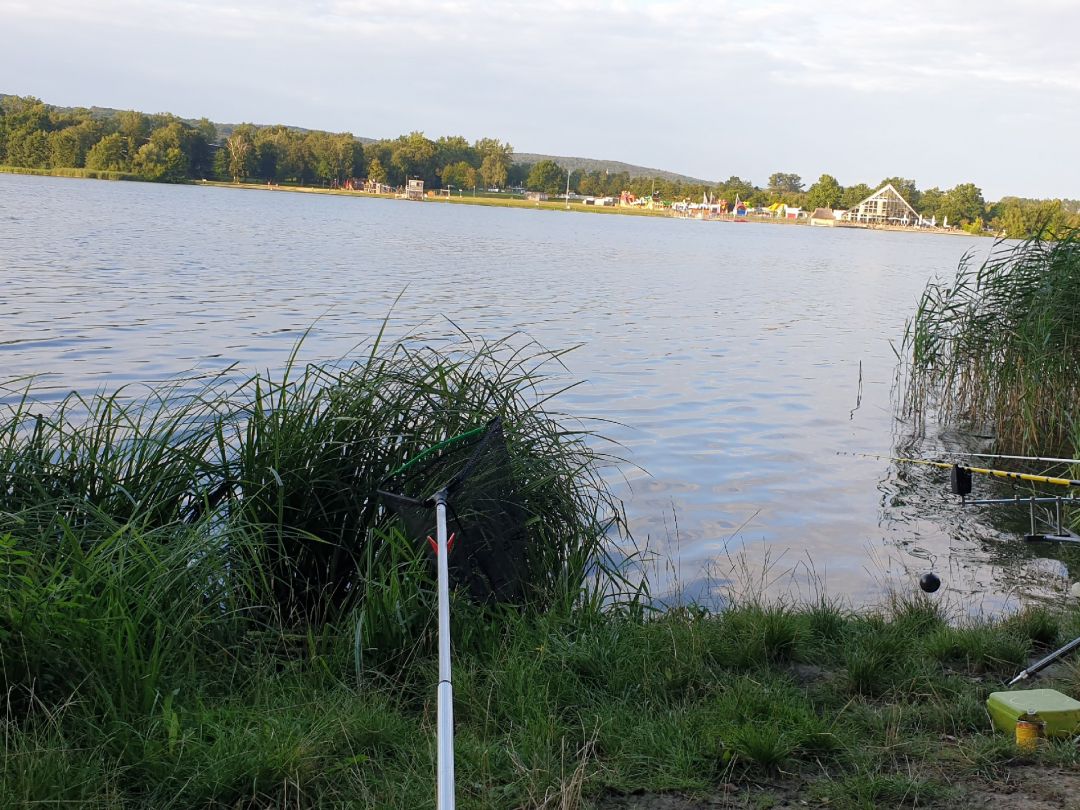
(2, 0), (1078, 199)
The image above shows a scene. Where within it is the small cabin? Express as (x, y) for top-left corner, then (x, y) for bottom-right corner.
(809, 208), (837, 227)
(406, 179), (424, 201)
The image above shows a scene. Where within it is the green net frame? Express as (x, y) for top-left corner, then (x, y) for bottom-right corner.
(378, 417), (530, 604)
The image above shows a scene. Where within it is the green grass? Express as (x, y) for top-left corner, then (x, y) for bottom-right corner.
(3, 567), (1079, 806)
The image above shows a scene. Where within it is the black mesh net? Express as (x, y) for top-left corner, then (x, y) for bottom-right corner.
(378, 417), (530, 604)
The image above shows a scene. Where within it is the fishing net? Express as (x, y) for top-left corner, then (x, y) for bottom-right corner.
(378, 417), (530, 604)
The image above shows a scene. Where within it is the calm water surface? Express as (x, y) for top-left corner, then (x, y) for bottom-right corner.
(2, 173), (1072, 606)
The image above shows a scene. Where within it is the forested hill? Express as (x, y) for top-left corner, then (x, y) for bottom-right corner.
(511, 152), (711, 185)
(0, 96), (375, 144)
(2, 94), (706, 184)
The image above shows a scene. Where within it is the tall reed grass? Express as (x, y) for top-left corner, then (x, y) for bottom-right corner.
(0, 165), (140, 181)
(0, 334), (626, 719)
(901, 229), (1080, 453)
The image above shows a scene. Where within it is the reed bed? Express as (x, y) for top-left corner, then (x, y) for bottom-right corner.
(0, 335), (626, 717)
(901, 229), (1080, 454)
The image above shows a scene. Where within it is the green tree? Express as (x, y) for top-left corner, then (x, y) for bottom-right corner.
(440, 160), (475, 189)
(187, 117), (216, 179)
(476, 138), (512, 189)
(48, 128), (84, 168)
(85, 133), (130, 172)
(507, 162), (529, 188)
(939, 183), (986, 226)
(132, 124), (189, 182)
(435, 135), (472, 170)
(717, 175), (755, 202)
(878, 177), (920, 207)
(480, 153), (508, 189)
(132, 140), (185, 181)
(990, 198), (1075, 239)
(474, 138), (513, 165)
(391, 131), (437, 185)
(841, 183), (872, 209)
(525, 159), (566, 194)
(212, 147), (230, 181)
(367, 156), (388, 184)
(805, 174), (844, 209)
(280, 133), (313, 184)
(363, 141), (392, 181)
(767, 172), (803, 194)
(917, 187), (945, 221)
(225, 128), (255, 182)
(117, 110), (149, 143)
(254, 137), (280, 181)
(5, 127), (50, 168)
(2, 96), (49, 132)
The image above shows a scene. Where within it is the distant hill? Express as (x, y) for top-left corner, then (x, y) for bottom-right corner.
(3, 93), (701, 181)
(0, 95), (377, 143)
(512, 151), (712, 185)
(214, 121), (375, 145)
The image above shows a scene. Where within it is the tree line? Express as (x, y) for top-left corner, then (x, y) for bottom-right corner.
(2, 95), (1076, 237)
(764, 172), (1080, 237)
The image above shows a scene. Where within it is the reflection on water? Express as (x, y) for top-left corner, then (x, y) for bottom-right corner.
(0, 173), (1066, 606)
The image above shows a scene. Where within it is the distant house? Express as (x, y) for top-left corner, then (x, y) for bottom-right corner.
(583, 196), (616, 206)
(406, 179), (424, 201)
(525, 191), (548, 202)
(809, 208), (836, 227)
(845, 184), (920, 225)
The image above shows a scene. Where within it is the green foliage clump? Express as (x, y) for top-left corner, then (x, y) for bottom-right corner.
(0, 335), (623, 715)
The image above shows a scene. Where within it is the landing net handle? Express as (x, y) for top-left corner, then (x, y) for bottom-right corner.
(434, 491), (455, 810)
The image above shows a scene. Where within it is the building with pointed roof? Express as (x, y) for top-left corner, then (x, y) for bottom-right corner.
(845, 184), (921, 226)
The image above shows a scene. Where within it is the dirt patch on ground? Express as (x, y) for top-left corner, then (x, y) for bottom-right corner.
(960, 765), (1080, 810)
(597, 765), (1080, 809)
(597, 781), (807, 810)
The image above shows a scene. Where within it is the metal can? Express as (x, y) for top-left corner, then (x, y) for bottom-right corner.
(1015, 712), (1046, 750)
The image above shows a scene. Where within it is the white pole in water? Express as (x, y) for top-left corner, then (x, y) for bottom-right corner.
(434, 492), (456, 810)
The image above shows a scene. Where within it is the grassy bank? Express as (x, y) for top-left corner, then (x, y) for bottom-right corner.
(198, 178), (673, 219)
(4, 580), (1079, 808)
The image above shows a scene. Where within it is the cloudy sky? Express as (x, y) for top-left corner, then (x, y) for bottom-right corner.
(3, 0), (1078, 199)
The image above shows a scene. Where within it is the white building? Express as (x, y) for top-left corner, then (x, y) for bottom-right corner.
(845, 184), (920, 226)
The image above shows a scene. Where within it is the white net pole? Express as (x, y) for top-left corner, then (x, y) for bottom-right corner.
(435, 495), (456, 810)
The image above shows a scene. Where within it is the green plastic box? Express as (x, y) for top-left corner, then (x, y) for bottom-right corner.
(987, 689), (1080, 738)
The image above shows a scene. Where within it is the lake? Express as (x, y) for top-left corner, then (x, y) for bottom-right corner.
(1, 173), (1071, 607)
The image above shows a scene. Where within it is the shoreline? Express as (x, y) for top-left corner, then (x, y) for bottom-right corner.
(3, 165), (978, 236)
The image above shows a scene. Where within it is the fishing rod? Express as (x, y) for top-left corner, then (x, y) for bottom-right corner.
(852, 453), (1080, 488)
(1008, 635), (1080, 686)
(940, 451), (1080, 466)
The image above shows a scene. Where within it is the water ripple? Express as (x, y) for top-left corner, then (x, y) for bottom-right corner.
(2, 172), (1050, 605)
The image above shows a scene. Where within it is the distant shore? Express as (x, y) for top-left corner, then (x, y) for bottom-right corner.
(201, 179), (981, 235)
(1, 166), (973, 235)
